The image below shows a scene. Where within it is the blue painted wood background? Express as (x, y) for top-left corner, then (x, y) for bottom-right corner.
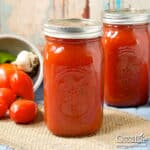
(0, 0), (149, 51)
(0, 0), (103, 51)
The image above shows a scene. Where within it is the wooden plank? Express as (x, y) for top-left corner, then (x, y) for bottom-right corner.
(0, 0), (149, 49)
(0, 0), (50, 49)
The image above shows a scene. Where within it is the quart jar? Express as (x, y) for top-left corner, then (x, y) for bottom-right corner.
(102, 11), (150, 107)
(43, 19), (104, 136)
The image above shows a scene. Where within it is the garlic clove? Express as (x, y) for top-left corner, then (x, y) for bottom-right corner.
(12, 50), (39, 73)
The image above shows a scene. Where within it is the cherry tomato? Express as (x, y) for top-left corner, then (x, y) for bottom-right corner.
(0, 99), (8, 118)
(10, 99), (37, 123)
(0, 88), (16, 107)
(0, 64), (34, 101)
(10, 70), (34, 100)
(0, 64), (18, 88)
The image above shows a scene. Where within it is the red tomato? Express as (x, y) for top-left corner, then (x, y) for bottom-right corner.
(0, 64), (18, 88)
(9, 99), (37, 123)
(0, 88), (16, 107)
(10, 70), (34, 100)
(0, 99), (8, 118)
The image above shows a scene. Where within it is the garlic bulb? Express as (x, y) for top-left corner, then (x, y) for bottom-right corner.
(12, 50), (39, 73)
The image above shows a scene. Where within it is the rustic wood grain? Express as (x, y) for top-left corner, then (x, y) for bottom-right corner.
(0, 0), (103, 50)
(0, 0), (149, 50)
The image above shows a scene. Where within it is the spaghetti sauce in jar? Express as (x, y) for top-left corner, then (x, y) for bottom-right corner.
(43, 19), (104, 136)
(102, 11), (150, 107)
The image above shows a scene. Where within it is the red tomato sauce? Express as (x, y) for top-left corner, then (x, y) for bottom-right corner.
(44, 37), (103, 136)
(102, 24), (150, 107)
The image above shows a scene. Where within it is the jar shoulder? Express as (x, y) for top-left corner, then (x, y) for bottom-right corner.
(44, 41), (102, 66)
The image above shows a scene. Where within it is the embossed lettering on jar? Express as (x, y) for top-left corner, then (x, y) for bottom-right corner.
(43, 19), (104, 136)
(102, 11), (150, 107)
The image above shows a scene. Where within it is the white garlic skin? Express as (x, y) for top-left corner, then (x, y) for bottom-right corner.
(12, 50), (39, 72)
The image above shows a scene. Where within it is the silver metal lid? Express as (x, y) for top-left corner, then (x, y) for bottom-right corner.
(103, 10), (150, 25)
(44, 18), (102, 39)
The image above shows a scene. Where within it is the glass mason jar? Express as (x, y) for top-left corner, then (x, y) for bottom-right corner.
(49, 0), (102, 20)
(103, 0), (150, 11)
(43, 19), (104, 136)
(102, 11), (150, 107)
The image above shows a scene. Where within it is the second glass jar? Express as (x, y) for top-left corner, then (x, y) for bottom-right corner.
(102, 11), (150, 107)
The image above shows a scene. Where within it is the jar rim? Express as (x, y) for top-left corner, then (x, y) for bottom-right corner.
(103, 10), (150, 25)
(43, 18), (102, 39)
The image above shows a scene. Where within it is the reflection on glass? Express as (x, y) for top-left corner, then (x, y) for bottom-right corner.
(51, 0), (90, 19)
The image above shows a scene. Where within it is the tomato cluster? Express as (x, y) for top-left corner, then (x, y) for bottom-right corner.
(0, 64), (37, 123)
